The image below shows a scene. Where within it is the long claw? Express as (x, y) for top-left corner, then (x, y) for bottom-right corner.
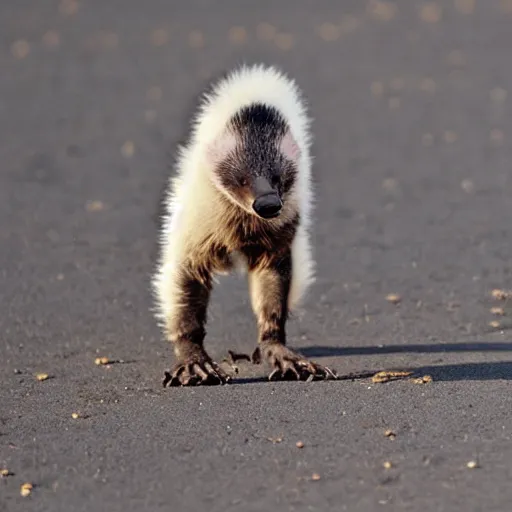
(324, 366), (338, 379)
(268, 368), (281, 381)
(299, 361), (317, 374)
(285, 364), (301, 380)
(210, 361), (230, 382)
(169, 376), (182, 387)
(194, 363), (211, 382)
(262, 344), (338, 383)
(204, 362), (228, 384)
(162, 371), (173, 387)
(163, 354), (231, 387)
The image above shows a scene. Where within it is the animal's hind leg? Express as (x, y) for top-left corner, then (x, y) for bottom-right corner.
(157, 261), (230, 387)
(248, 250), (336, 381)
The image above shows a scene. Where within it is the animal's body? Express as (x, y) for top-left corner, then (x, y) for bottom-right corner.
(152, 64), (336, 386)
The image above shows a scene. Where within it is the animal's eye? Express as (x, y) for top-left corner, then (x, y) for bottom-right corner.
(240, 177), (248, 187)
(271, 175), (280, 187)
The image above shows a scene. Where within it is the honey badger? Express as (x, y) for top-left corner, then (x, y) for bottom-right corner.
(152, 64), (337, 386)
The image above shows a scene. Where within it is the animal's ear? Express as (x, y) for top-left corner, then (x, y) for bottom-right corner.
(206, 130), (238, 164)
(280, 130), (301, 162)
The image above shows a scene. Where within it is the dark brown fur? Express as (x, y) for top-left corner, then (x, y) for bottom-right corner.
(162, 104), (337, 387)
(162, 195), (336, 386)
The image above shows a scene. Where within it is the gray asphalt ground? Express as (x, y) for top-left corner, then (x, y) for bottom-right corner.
(2, 1), (512, 510)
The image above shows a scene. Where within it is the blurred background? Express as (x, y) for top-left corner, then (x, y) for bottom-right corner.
(1, 1), (512, 510)
(2, 0), (512, 362)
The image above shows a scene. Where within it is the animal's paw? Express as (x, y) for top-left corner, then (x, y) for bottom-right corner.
(263, 344), (337, 382)
(162, 352), (231, 387)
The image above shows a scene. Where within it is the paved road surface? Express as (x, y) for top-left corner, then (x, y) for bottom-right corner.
(1, 1), (512, 510)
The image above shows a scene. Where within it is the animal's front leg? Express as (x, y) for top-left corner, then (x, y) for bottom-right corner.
(159, 262), (230, 387)
(248, 252), (336, 381)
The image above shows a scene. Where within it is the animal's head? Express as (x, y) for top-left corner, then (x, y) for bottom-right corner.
(206, 104), (301, 220)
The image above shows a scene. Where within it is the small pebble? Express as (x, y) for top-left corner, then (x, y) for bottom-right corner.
(311, 473), (321, 481)
(36, 373), (49, 381)
(491, 289), (510, 300)
(383, 461), (393, 469)
(386, 293), (401, 304)
(20, 483), (33, 497)
(490, 307), (505, 316)
(71, 412), (80, 419)
(95, 357), (110, 365)
(489, 320), (501, 329)
(1, 469), (12, 477)
(384, 429), (396, 439)
(467, 460), (479, 469)
(296, 441), (305, 448)
(413, 375), (433, 384)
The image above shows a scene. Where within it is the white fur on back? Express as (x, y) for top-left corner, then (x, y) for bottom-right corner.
(152, 64), (316, 324)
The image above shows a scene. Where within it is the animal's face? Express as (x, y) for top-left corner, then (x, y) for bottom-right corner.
(213, 150), (297, 219)
(207, 129), (300, 220)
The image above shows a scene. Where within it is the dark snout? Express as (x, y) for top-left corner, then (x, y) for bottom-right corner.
(253, 193), (282, 219)
(252, 176), (282, 219)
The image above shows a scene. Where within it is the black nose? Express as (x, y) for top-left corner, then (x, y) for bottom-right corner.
(252, 193), (282, 219)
